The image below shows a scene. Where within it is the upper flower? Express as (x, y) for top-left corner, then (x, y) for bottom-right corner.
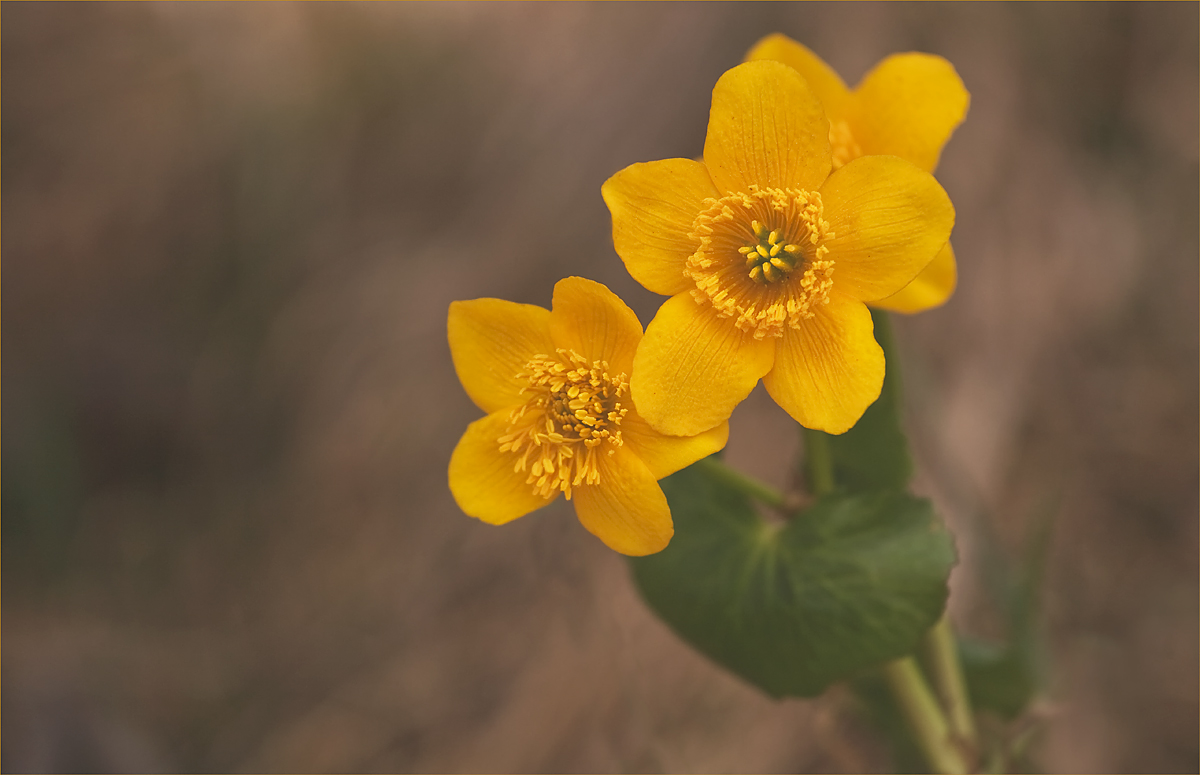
(602, 61), (954, 437)
(746, 34), (969, 313)
(447, 276), (728, 556)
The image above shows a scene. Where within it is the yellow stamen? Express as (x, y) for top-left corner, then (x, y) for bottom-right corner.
(685, 185), (836, 339)
(498, 349), (628, 500)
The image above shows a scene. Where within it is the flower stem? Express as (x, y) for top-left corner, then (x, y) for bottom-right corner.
(922, 615), (978, 752)
(802, 427), (835, 497)
(693, 456), (786, 509)
(881, 657), (970, 774)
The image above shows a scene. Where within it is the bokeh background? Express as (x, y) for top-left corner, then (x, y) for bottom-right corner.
(3, 3), (1197, 772)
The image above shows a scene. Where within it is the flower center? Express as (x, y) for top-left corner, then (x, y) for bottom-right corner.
(829, 119), (862, 170)
(685, 185), (835, 339)
(498, 349), (627, 500)
(739, 220), (805, 285)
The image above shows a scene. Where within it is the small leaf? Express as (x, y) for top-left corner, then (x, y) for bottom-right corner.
(960, 495), (1055, 720)
(823, 309), (913, 491)
(958, 504), (1053, 720)
(630, 460), (956, 697)
(958, 639), (1040, 719)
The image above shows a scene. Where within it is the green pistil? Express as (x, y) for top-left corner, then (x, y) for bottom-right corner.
(739, 219), (802, 285)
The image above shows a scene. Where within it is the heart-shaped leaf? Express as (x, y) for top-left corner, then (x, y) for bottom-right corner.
(630, 460), (956, 698)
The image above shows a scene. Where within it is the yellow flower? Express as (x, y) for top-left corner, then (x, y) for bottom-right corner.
(746, 34), (969, 313)
(602, 61), (954, 437)
(447, 276), (729, 556)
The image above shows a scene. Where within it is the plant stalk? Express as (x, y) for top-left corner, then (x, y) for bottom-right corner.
(922, 614), (978, 753)
(881, 657), (970, 774)
(693, 456), (786, 509)
(802, 427), (835, 497)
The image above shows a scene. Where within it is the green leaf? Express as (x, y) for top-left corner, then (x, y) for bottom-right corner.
(958, 504), (1053, 720)
(957, 639), (1040, 719)
(822, 309), (913, 491)
(630, 460), (956, 698)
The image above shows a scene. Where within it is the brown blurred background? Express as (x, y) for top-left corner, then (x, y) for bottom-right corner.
(3, 3), (1197, 772)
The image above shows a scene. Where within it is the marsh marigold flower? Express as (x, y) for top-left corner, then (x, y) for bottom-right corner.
(602, 61), (954, 437)
(447, 277), (728, 556)
(746, 34), (969, 313)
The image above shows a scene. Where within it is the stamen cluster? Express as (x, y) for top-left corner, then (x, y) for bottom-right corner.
(685, 185), (835, 339)
(498, 349), (628, 499)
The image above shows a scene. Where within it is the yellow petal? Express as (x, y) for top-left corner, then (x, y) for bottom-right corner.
(573, 446), (672, 556)
(703, 60), (831, 195)
(448, 298), (555, 413)
(762, 292), (884, 434)
(871, 241), (957, 314)
(449, 410), (555, 525)
(622, 408), (730, 480)
(631, 292), (776, 437)
(550, 276), (643, 376)
(820, 155), (954, 303)
(601, 159), (717, 296)
(744, 33), (851, 119)
(848, 53), (969, 173)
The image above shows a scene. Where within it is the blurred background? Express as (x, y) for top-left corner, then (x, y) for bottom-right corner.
(3, 3), (1197, 772)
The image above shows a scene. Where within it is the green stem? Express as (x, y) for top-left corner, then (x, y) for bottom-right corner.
(802, 427), (835, 497)
(874, 309), (896, 362)
(693, 456), (786, 509)
(922, 615), (978, 752)
(882, 657), (970, 774)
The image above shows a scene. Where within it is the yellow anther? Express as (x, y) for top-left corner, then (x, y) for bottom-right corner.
(500, 349), (628, 500)
(685, 185), (836, 339)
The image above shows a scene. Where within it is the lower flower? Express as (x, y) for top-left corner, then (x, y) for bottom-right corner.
(447, 276), (729, 556)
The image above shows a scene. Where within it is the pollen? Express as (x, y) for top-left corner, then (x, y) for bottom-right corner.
(829, 119), (862, 170)
(685, 185), (835, 339)
(497, 349), (628, 500)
